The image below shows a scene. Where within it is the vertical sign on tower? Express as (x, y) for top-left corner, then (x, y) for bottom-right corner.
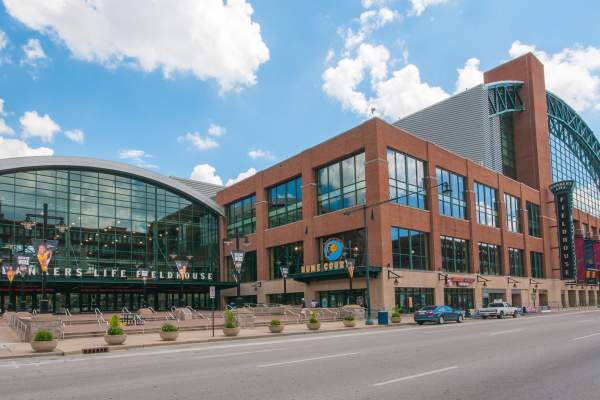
(550, 181), (576, 280)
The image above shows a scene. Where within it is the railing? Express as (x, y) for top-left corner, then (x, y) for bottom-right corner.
(8, 314), (29, 342)
(148, 307), (156, 314)
(284, 308), (302, 323)
(32, 309), (38, 317)
(186, 306), (207, 320)
(165, 312), (180, 329)
(95, 308), (107, 328)
(64, 308), (72, 326)
(122, 307), (130, 315)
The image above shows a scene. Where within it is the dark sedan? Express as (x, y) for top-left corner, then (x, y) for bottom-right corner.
(414, 305), (464, 325)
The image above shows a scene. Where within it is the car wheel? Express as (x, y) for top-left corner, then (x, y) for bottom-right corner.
(457, 314), (463, 323)
(482, 316), (488, 320)
(497, 312), (504, 319)
(438, 316), (444, 325)
(417, 321), (424, 325)
(513, 312), (518, 318)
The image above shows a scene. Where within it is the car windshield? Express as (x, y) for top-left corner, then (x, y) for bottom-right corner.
(419, 306), (436, 311)
(489, 303), (504, 307)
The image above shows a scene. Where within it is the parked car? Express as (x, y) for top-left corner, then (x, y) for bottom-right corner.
(414, 305), (464, 325)
(477, 301), (520, 319)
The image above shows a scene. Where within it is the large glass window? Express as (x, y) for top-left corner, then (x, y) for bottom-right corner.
(436, 168), (467, 219)
(0, 169), (220, 279)
(395, 287), (434, 313)
(508, 248), (524, 277)
(225, 194), (256, 237)
(317, 153), (365, 214)
(391, 227), (430, 270)
(474, 182), (498, 227)
(387, 149), (427, 209)
(268, 177), (302, 228)
(441, 236), (470, 273)
(268, 241), (303, 279)
(318, 229), (365, 266)
(526, 202), (541, 237)
(530, 251), (544, 278)
(504, 193), (521, 233)
(444, 288), (474, 311)
(500, 114), (516, 179)
(479, 243), (501, 275)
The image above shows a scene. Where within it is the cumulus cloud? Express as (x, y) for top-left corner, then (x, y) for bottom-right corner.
(408, 0), (449, 16)
(64, 129), (84, 144)
(119, 149), (156, 169)
(509, 41), (600, 112)
(0, 30), (9, 64)
(21, 38), (47, 68)
(19, 111), (61, 142)
(177, 132), (218, 150)
(454, 57), (483, 93)
(248, 149), (275, 161)
(0, 99), (14, 135)
(3, 0), (270, 93)
(190, 163), (224, 186)
(226, 167), (257, 186)
(208, 124), (225, 137)
(342, 6), (398, 51)
(0, 137), (53, 158)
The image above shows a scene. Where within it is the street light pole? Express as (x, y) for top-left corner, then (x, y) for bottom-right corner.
(40, 203), (49, 314)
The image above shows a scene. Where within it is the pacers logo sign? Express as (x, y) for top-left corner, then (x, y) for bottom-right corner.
(323, 238), (344, 262)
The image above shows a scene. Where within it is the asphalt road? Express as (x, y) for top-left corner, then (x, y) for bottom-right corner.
(1, 310), (600, 400)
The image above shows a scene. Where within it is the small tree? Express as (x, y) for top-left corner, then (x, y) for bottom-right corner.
(106, 314), (124, 336)
(224, 309), (237, 329)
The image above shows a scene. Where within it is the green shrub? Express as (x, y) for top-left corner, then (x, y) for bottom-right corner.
(270, 319), (281, 326)
(33, 329), (53, 342)
(161, 323), (178, 332)
(391, 305), (401, 318)
(224, 309), (237, 329)
(343, 314), (355, 321)
(308, 311), (318, 324)
(106, 326), (124, 336)
(109, 314), (121, 328)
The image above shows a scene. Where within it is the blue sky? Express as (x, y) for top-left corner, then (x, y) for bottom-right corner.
(0, 0), (599, 186)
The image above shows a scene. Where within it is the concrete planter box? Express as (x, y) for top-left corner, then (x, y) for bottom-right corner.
(390, 316), (402, 324)
(222, 326), (240, 337)
(104, 334), (127, 345)
(343, 319), (356, 327)
(30, 339), (58, 353)
(160, 331), (179, 341)
(306, 321), (321, 330)
(268, 324), (284, 333)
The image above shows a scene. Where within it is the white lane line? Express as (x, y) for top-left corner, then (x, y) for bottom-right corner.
(575, 319), (594, 323)
(572, 332), (600, 341)
(192, 348), (282, 360)
(257, 352), (359, 368)
(373, 366), (459, 387)
(490, 329), (522, 336)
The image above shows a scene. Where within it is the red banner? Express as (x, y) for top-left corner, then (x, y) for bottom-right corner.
(575, 236), (585, 282)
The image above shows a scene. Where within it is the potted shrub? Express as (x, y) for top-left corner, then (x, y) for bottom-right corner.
(104, 315), (127, 345)
(222, 309), (240, 337)
(306, 311), (321, 330)
(268, 319), (284, 333)
(390, 306), (402, 324)
(342, 314), (356, 327)
(30, 329), (58, 352)
(160, 323), (179, 341)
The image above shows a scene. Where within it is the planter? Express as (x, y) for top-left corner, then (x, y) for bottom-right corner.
(222, 326), (240, 337)
(160, 331), (179, 341)
(268, 324), (284, 333)
(306, 321), (321, 330)
(30, 339), (58, 353)
(390, 316), (402, 324)
(104, 334), (127, 346)
(343, 319), (356, 327)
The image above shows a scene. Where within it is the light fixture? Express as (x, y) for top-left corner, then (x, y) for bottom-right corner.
(393, 278), (399, 285)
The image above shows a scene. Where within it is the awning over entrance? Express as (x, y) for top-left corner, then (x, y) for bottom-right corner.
(289, 265), (381, 283)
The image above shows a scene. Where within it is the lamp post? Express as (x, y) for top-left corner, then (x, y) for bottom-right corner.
(342, 181), (451, 325)
(1, 260), (16, 312)
(17, 254), (30, 311)
(223, 227), (250, 308)
(278, 261), (289, 305)
(137, 264), (153, 308)
(170, 254), (193, 308)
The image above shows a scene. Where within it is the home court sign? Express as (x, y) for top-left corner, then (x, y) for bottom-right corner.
(300, 260), (350, 274)
(550, 180), (576, 280)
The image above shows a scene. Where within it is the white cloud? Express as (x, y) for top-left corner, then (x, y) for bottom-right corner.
(3, 0), (270, 93)
(19, 111), (61, 142)
(64, 129), (84, 144)
(509, 41), (600, 112)
(343, 7), (398, 50)
(21, 38), (47, 67)
(408, 0), (449, 16)
(248, 149), (275, 161)
(226, 167), (257, 186)
(207, 124), (225, 137)
(190, 163), (224, 186)
(0, 99), (14, 135)
(454, 57), (483, 93)
(323, 43), (448, 119)
(177, 132), (218, 151)
(119, 149), (156, 169)
(0, 30), (10, 64)
(0, 137), (53, 158)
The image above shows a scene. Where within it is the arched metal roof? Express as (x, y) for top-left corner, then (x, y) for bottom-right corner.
(0, 156), (224, 215)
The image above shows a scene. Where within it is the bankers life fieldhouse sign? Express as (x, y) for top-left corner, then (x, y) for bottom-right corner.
(550, 180), (576, 280)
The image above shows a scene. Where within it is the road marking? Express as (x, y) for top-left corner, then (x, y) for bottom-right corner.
(575, 319), (594, 323)
(257, 352), (359, 368)
(192, 348), (282, 360)
(572, 332), (600, 341)
(373, 366), (459, 387)
(490, 329), (522, 336)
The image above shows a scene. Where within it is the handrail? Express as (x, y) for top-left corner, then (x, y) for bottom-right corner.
(9, 315), (30, 342)
(32, 309), (38, 317)
(64, 308), (72, 326)
(165, 312), (180, 329)
(122, 307), (130, 315)
(148, 307), (156, 313)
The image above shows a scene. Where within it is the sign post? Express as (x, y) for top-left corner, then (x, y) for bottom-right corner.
(231, 250), (245, 307)
(346, 258), (355, 305)
(279, 265), (289, 305)
(17, 254), (30, 311)
(209, 285), (216, 337)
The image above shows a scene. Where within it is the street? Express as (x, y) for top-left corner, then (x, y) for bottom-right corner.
(1, 310), (599, 400)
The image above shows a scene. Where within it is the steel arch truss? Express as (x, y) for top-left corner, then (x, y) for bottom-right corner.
(487, 81), (524, 116)
(547, 91), (600, 178)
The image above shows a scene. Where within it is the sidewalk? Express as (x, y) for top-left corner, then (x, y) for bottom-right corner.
(0, 318), (414, 360)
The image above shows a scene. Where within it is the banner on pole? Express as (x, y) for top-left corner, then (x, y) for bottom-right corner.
(3, 265), (15, 283)
(231, 250), (245, 275)
(175, 259), (189, 280)
(346, 258), (355, 279)
(32, 239), (58, 273)
(209, 286), (216, 299)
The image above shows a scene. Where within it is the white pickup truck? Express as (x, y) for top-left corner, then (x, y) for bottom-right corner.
(478, 301), (520, 319)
